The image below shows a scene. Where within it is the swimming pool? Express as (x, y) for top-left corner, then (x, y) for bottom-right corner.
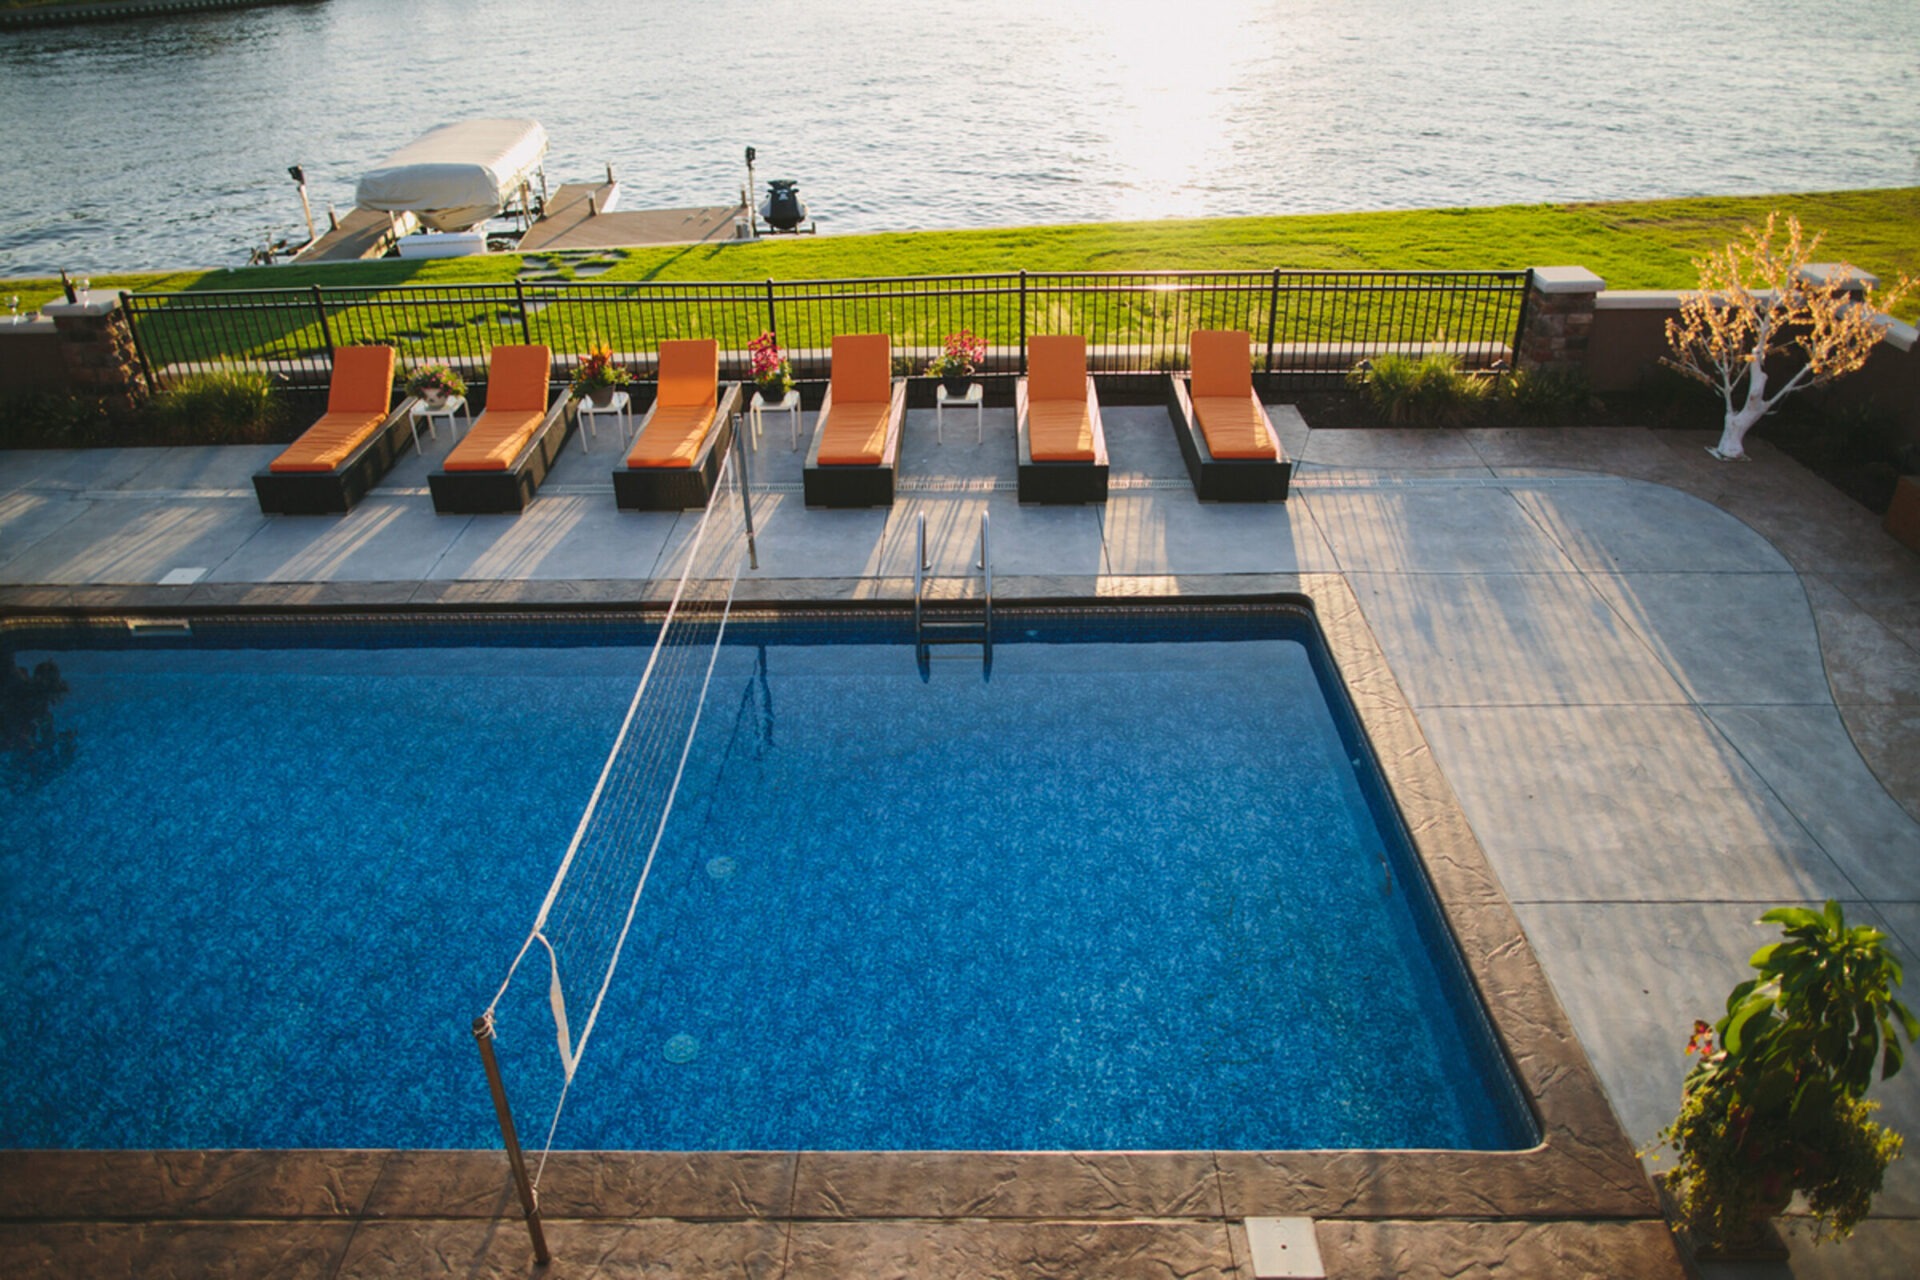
(0, 605), (1532, 1152)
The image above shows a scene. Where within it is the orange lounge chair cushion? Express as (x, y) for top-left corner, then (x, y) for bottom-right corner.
(483, 345), (553, 413)
(1027, 335), (1085, 401)
(1024, 335), (1096, 461)
(1189, 329), (1253, 399)
(656, 339), (719, 408)
(268, 409), (389, 473)
(1028, 399), (1095, 462)
(326, 345), (396, 415)
(443, 410), (547, 471)
(817, 398), (893, 465)
(627, 400), (717, 469)
(830, 334), (891, 403)
(1191, 395), (1277, 460)
(268, 345), (395, 472)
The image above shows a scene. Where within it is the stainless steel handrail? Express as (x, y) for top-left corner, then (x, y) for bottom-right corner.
(913, 512), (928, 653)
(979, 512), (992, 657)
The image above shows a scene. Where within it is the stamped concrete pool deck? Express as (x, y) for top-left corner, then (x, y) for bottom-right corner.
(2, 403), (1918, 1278)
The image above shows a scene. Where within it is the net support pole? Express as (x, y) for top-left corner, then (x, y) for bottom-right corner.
(731, 419), (759, 570)
(471, 1014), (551, 1265)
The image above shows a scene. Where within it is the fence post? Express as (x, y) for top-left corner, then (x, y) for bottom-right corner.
(118, 291), (159, 396)
(1511, 269), (1534, 369)
(1018, 270), (1028, 375)
(1264, 269), (1280, 377)
(764, 280), (778, 339)
(515, 281), (533, 344)
(309, 285), (335, 354)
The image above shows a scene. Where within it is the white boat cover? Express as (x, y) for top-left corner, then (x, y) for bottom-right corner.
(354, 119), (548, 231)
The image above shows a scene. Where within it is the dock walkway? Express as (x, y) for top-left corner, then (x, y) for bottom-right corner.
(291, 208), (416, 264)
(517, 184), (747, 253)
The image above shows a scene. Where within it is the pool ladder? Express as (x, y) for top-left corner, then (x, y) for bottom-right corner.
(913, 511), (993, 678)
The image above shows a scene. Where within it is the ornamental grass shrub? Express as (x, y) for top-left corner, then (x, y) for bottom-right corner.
(150, 366), (282, 443)
(1346, 352), (1491, 426)
(1495, 365), (1591, 421)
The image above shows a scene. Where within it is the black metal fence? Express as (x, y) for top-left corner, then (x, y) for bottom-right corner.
(120, 269), (1531, 393)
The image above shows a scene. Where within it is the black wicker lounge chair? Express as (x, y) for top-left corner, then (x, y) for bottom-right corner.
(1165, 329), (1292, 502)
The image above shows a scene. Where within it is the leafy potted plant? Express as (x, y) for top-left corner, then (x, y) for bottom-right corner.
(748, 330), (792, 401)
(404, 363), (466, 409)
(569, 342), (632, 407)
(926, 328), (986, 396)
(1657, 901), (1914, 1259)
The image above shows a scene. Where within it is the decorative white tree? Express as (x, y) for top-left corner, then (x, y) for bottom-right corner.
(1664, 213), (1913, 460)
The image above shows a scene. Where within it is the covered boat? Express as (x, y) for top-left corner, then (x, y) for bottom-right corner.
(353, 119), (549, 232)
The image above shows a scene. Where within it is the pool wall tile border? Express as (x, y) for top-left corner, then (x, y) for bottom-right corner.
(0, 577), (1677, 1274)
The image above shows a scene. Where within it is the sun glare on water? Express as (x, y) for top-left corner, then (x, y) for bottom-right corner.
(1085, 2), (1273, 221)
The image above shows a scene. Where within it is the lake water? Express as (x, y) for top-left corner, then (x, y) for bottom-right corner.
(0, 0), (1915, 277)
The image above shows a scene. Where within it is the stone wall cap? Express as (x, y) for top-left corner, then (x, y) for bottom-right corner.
(1528, 266), (1606, 294)
(1798, 262), (1880, 293)
(1884, 316), (1916, 353)
(1595, 290), (1685, 310)
(40, 295), (121, 318)
(0, 314), (59, 333)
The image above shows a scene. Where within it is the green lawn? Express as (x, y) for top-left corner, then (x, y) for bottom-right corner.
(7, 188), (1915, 319)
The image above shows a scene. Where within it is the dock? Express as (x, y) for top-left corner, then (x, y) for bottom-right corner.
(285, 184), (750, 266)
(291, 207), (417, 264)
(516, 183), (749, 253)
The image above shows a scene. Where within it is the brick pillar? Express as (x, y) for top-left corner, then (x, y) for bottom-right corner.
(1518, 266), (1606, 374)
(42, 295), (147, 416)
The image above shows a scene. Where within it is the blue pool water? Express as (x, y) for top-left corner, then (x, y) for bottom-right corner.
(0, 609), (1532, 1152)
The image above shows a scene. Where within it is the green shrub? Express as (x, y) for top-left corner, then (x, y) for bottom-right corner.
(1346, 352), (1492, 426)
(1496, 366), (1591, 420)
(0, 392), (121, 448)
(151, 366), (282, 444)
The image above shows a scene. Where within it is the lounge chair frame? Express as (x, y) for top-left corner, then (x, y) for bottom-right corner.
(1165, 375), (1293, 502)
(251, 399), (417, 516)
(1015, 375), (1109, 504)
(427, 394), (572, 514)
(612, 383), (744, 511)
(802, 379), (908, 508)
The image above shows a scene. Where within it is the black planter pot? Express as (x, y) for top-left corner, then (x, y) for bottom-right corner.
(941, 372), (973, 397)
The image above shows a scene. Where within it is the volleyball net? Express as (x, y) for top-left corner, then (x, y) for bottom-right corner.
(477, 440), (756, 1207)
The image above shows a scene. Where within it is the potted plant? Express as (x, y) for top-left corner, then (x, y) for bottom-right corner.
(569, 342), (632, 407)
(926, 328), (986, 396)
(748, 330), (792, 402)
(405, 362), (466, 409)
(1657, 901), (1914, 1258)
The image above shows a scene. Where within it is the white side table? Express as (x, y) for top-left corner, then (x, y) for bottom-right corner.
(409, 395), (469, 454)
(935, 382), (983, 444)
(751, 388), (802, 451)
(576, 390), (633, 453)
